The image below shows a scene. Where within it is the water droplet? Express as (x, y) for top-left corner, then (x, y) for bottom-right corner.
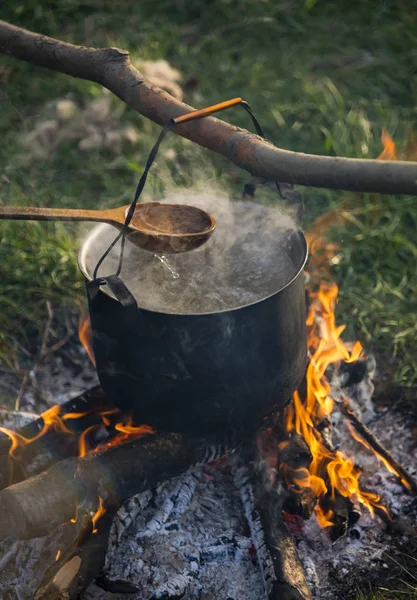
(154, 253), (180, 279)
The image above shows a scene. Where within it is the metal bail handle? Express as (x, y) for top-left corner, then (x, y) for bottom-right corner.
(87, 275), (139, 328)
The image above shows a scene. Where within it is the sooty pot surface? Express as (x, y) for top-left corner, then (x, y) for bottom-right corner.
(79, 194), (308, 436)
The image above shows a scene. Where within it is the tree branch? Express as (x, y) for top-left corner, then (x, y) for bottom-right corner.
(1, 19), (417, 195)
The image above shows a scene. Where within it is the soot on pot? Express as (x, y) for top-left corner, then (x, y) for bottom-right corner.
(81, 192), (298, 314)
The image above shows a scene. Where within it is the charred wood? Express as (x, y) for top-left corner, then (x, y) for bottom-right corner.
(318, 491), (360, 543)
(276, 433), (317, 521)
(34, 509), (116, 600)
(0, 432), (228, 540)
(278, 435), (312, 470)
(340, 398), (417, 494)
(231, 446), (312, 600)
(282, 486), (317, 522)
(0, 386), (111, 491)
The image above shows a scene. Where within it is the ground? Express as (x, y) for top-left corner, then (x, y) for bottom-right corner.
(0, 1), (416, 596)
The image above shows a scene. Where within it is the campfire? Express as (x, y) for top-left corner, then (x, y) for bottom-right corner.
(0, 246), (416, 599)
(0, 15), (415, 588)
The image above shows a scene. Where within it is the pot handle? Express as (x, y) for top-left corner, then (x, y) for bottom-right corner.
(86, 275), (139, 327)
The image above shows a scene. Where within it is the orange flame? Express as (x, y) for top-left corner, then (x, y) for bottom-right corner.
(285, 283), (389, 525)
(346, 419), (411, 490)
(0, 404), (72, 465)
(78, 424), (103, 457)
(93, 414), (154, 454)
(0, 401), (152, 476)
(378, 128), (397, 161)
(92, 496), (105, 533)
(79, 313), (96, 367)
(114, 414), (154, 437)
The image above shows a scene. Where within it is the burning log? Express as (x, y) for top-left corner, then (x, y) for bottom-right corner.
(231, 445), (312, 600)
(275, 434), (317, 521)
(34, 509), (117, 600)
(340, 398), (417, 494)
(0, 431), (228, 541)
(0, 386), (112, 491)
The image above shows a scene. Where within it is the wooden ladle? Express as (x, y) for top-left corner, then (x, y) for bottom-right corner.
(0, 98), (248, 253)
(0, 202), (216, 253)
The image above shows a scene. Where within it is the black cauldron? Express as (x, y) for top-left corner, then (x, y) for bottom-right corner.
(79, 200), (308, 438)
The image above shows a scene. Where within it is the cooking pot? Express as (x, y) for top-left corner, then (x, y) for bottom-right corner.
(78, 194), (308, 437)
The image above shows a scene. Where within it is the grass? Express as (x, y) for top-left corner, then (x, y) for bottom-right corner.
(354, 552), (417, 599)
(0, 0), (416, 395)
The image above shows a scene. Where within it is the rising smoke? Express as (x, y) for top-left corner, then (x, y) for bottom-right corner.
(80, 187), (303, 315)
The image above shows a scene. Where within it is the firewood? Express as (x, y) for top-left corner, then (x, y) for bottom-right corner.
(340, 398), (417, 494)
(0, 386), (113, 491)
(319, 490), (360, 543)
(274, 434), (317, 521)
(34, 510), (116, 600)
(277, 434), (312, 471)
(0, 432), (228, 541)
(231, 446), (312, 600)
(35, 556), (83, 600)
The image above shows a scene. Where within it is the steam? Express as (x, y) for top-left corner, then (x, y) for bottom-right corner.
(80, 188), (302, 315)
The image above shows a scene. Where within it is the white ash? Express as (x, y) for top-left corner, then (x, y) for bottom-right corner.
(85, 462), (265, 600)
(230, 454), (279, 595)
(81, 192), (299, 314)
(0, 339), (98, 412)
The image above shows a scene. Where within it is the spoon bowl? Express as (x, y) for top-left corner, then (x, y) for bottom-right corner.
(125, 202), (216, 253)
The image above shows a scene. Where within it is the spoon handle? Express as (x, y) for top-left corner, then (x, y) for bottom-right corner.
(0, 205), (113, 224)
(173, 97), (243, 125)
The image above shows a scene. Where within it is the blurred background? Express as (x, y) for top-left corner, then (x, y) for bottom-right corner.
(0, 0), (415, 404)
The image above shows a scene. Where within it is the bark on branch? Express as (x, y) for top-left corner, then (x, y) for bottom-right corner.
(1, 19), (417, 195)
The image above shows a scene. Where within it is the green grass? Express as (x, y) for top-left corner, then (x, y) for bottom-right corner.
(0, 0), (416, 393)
(355, 552), (417, 599)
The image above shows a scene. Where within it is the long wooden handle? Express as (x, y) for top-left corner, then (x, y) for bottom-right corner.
(0, 205), (113, 224)
(173, 97), (243, 125)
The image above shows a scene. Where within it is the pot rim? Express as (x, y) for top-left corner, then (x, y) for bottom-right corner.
(78, 223), (308, 316)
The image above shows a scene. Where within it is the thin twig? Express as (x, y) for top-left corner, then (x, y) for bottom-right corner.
(39, 300), (54, 359)
(14, 372), (29, 412)
(15, 301), (55, 411)
(340, 398), (417, 495)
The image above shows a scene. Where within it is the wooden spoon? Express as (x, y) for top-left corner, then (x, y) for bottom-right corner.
(0, 98), (252, 253)
(0, 202), (216, 254)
